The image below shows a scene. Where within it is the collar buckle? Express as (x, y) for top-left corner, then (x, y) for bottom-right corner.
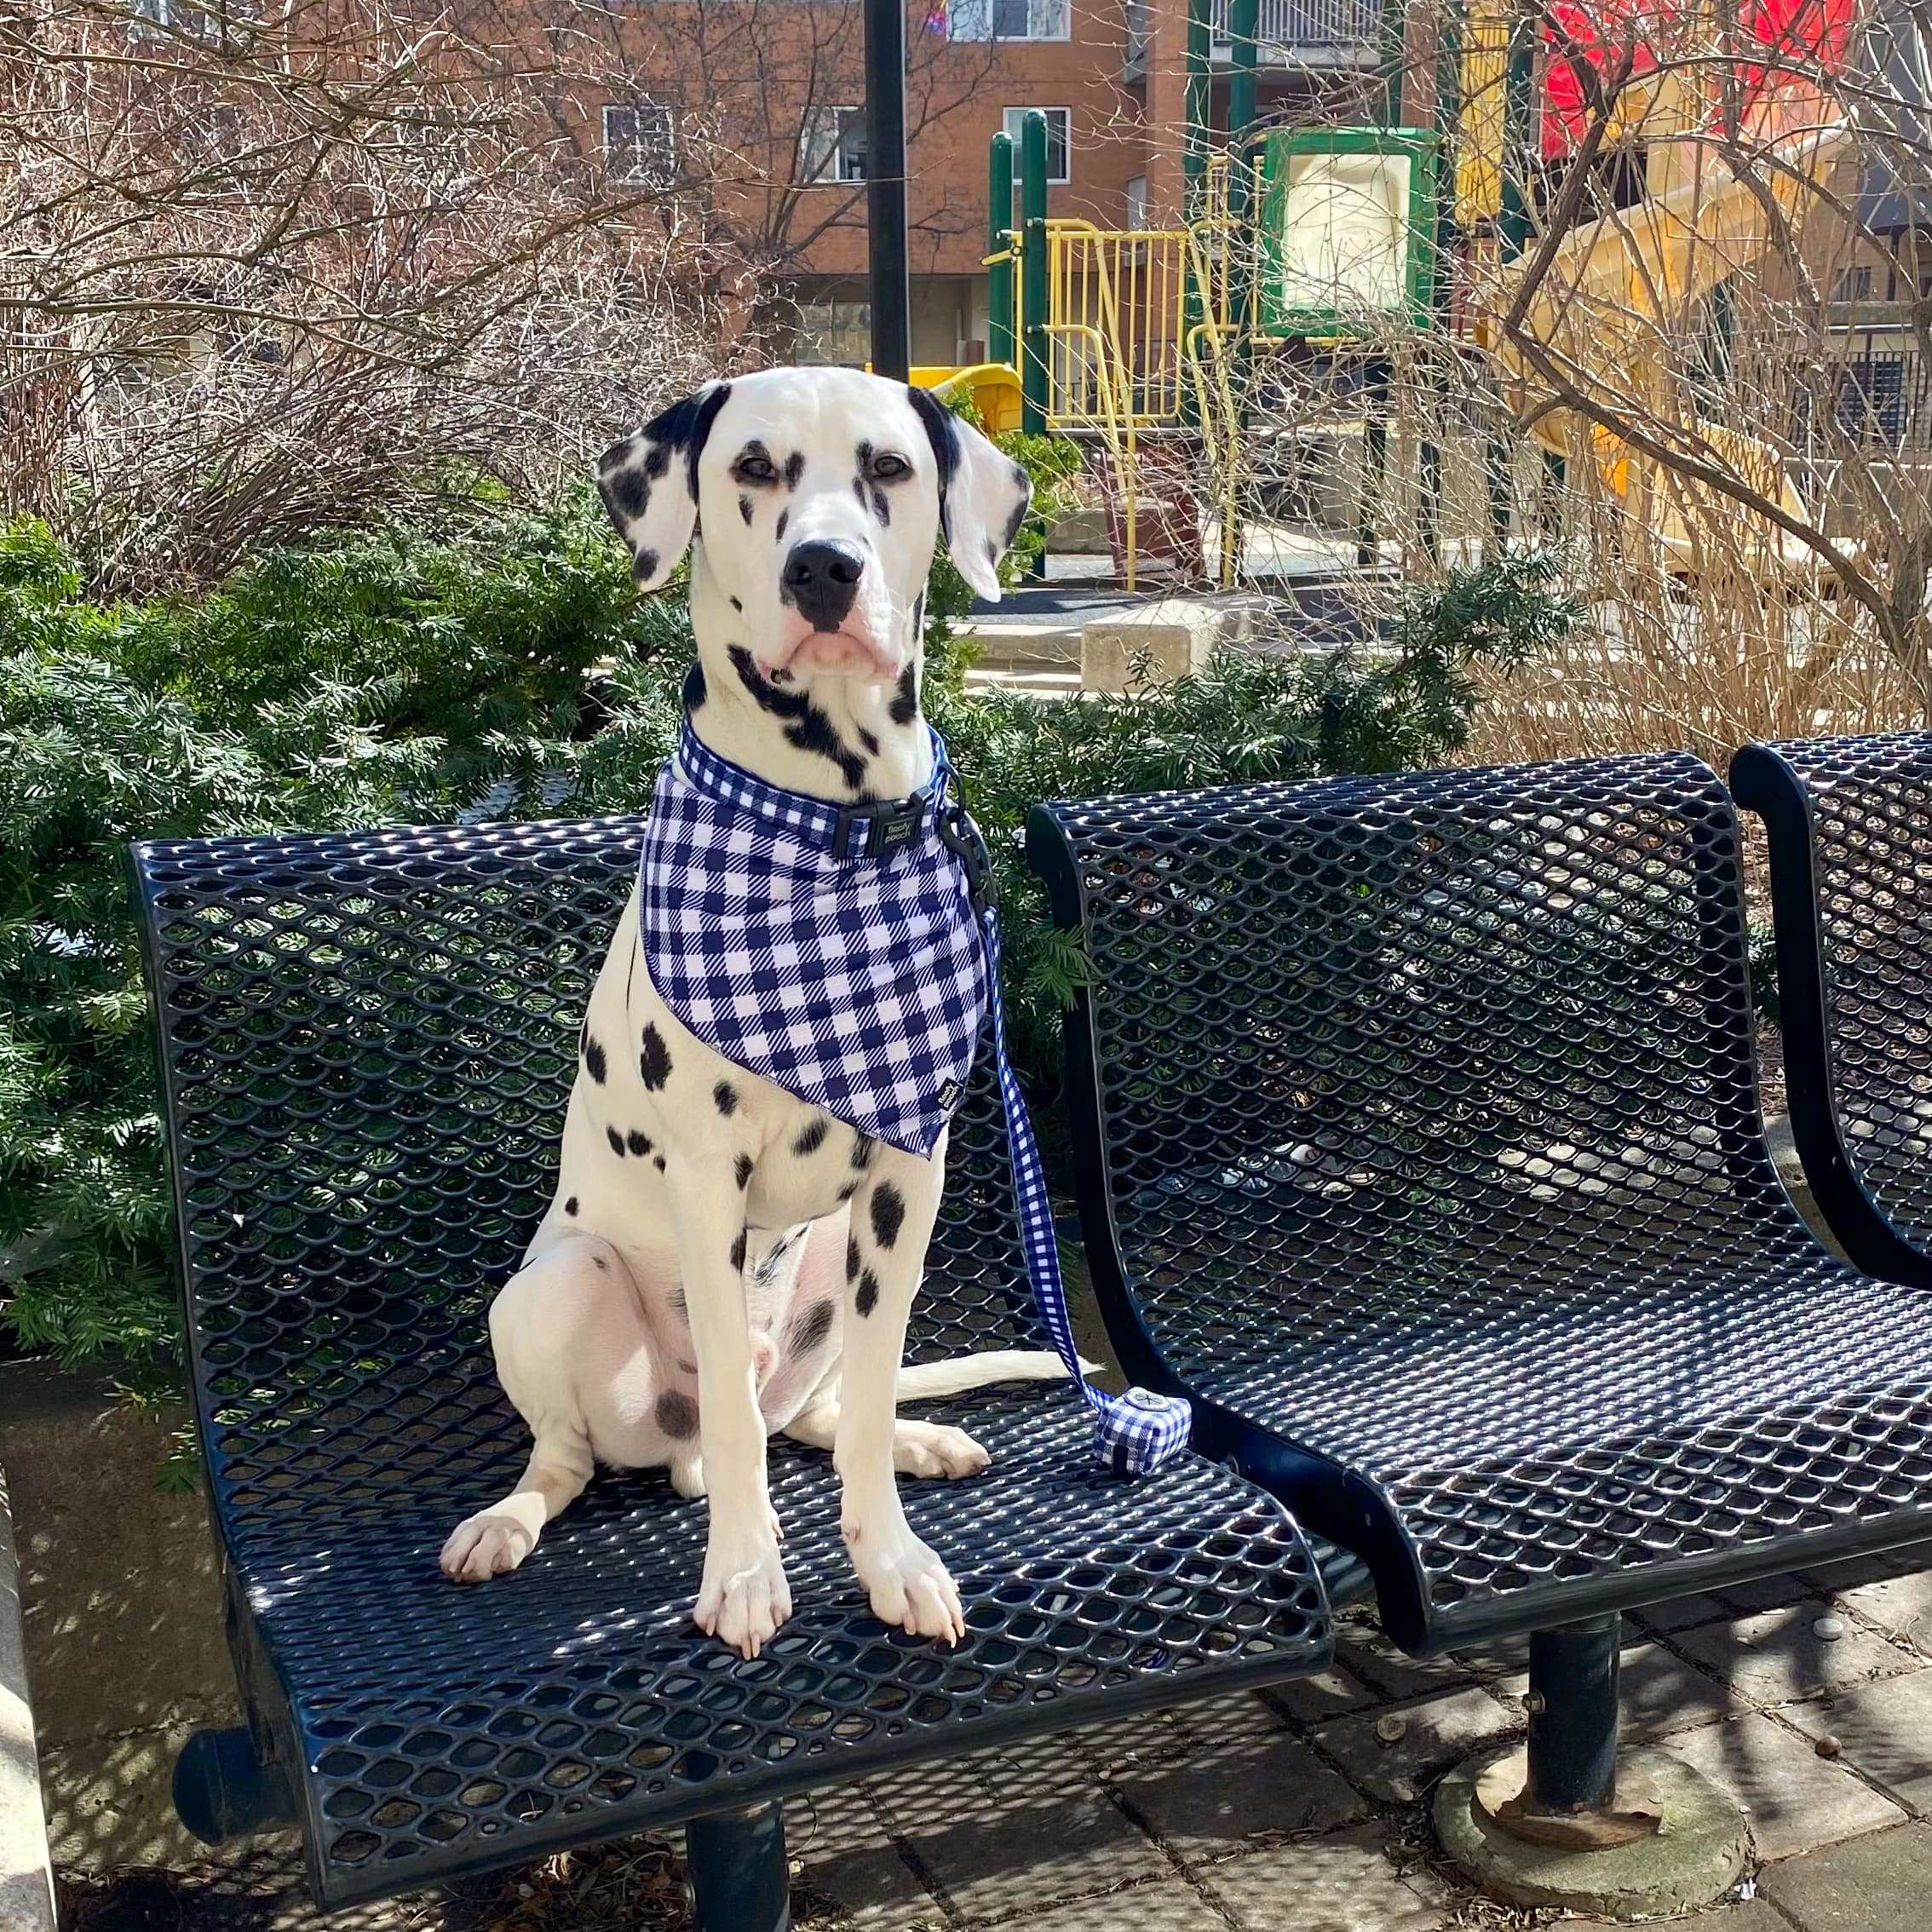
(834, 794), (927, 860)
(937, 802), (998, 916)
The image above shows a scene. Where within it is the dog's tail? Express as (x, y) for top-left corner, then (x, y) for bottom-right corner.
(894, 1350), (1092, 1403)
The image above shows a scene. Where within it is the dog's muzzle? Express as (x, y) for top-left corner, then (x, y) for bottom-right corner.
(783, 538), (865, 631)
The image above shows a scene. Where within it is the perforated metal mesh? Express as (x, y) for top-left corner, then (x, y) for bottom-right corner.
(132, 815), (1329, 1906)
(1032, 752), (1932, 1650)
(1739, 733), (1932, 1264)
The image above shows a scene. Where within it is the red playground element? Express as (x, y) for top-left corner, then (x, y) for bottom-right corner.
(1540, 0), (1850, 157)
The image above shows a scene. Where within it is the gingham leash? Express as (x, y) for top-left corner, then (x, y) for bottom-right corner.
(658, 716), (1193, 1477)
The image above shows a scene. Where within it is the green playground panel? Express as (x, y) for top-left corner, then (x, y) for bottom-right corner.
(1256, 126), (1441, 336)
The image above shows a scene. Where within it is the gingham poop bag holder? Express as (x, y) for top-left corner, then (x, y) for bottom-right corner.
(641, 717), (1193, 1476)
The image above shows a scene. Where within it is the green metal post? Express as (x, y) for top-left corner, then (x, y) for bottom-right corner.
(1020, 109), (1049, 436)
(1183, 0), (1212, 217)
(987, 132), (1015, 370)
(1223, 0), (1259, 584)
(1228, 0), (1259, 166)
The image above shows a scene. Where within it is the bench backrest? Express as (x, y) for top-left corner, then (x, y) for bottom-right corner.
(131, 818), (1044, 1560)
(1733, 731), (1932, 1279)
(1027, 751), (1789, 1379)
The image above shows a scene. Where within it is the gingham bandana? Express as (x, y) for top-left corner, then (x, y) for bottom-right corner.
(641, 716), (1192, 1477)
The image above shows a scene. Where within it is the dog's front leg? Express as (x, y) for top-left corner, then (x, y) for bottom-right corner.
(837, 1140), (963, 1642)
(666, 1158), (790, 1658)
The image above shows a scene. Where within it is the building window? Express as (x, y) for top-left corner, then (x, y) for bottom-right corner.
(950, 0), (1069, 41)
(1001, 106), (1071, 184)
(1125, 174), (1147, 229)
(604, 102), (677, 187)
(800, 106), (869, 183)
(129, 0), (255, 40)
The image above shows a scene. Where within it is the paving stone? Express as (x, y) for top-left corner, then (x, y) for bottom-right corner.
(1313, 1687), (1516, 1803)
(1676, 1606), (1918, 1708)
(1174, 1689), (1302, 1751)
(1803, 1551), (1929, 1595)
(1829, 1569), (1932, 1657)
(1449, 1634), (1532, 1680)
(1113, 1731), (1367, 1863)
(1331, 1620), (1474, 1699)
(1492, 1642), (1740, 1741)
(1262, 1664), (1377, 1726)
(1199, 1825), (1449, 1931)
(878, 1741), (1165, 1921)
(1009, 1878), (1228, 1932)
(1667, 1712), (1907, 1860)
(1066, 1707), (1195, 1777)
(1759, 1821), (1932, 1932)
(1716, 1573), (1824, 1616)
(801, 1844), (945, 1929)
(1637, 1592), (1734, 1634)
(1783, 1668), (1932, 1814)
(1561, 1903), (1788, 1930)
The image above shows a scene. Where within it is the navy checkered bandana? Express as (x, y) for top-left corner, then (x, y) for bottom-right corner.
(640, 716), (1192, 1477)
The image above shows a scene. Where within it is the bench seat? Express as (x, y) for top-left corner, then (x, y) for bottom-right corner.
(133, 815), (1331, 1910)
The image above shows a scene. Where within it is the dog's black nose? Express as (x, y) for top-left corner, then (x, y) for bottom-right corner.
(783, 538), (865, 630)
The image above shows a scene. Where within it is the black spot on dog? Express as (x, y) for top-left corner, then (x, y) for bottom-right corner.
(856, 1268), (881, 1318)
(870, 1182), (906, 1251)
(640, 1025), (672, 1090)
(593, 1253), (608, 1271)
(837, 1181), (858, 1201)
(905, 383), (962, 501)
(607, 1125), (626, 1157)
(606, 465), (651, 520)
(784, 450), (805, 490)
(628, 1129), (653, 1157)
(655, 1389), (699, 1439)
(735, 1153), (754, 1189)
(714, 1081), (738, 1116)
(888, 663), (918, 725)
(872, 486), (891, 526)
(645, 442), (672, 480)
(770, 667), (794, 684)
(775, 509), (789, 543)
(564, 1195), (579, 1216)
(729, 1228), (748, 1272)
(1001, 487), (1032, 550)
(682, 661), (707, 711)
(853, 477), (867, 507)
(739, 494), (754, 526)
(668, 1287), (687, 1323)
(727, 645), (869, 790)
(846, 1234), (860, 1282)
(851, 1134), (876, 1171)
(791, 1116), (829, 1157)
(654, 1154), (666, 1172)
(787, 1298), (835, 1354)
(913, 591), (926, 630)
(985, 538), (999, 565)
(858, 727), (880, 756)
(677, 1358), (698, 1374)
(625, 382), (733, 503)
(584, 1033), (608, 1084)
(635, 548), (658, 582)
(729, 595), (743, 612)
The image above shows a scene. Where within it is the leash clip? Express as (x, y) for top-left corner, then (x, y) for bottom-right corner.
(937, 801), (998, 916)
(834, 794), (926, 860)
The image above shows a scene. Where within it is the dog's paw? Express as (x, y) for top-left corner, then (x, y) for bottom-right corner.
(845, 1517), (966, 1644)
(894, 1420), (990, 1481)
(440, 1509), (538, 1582)
(694, 1532), (792, 1659)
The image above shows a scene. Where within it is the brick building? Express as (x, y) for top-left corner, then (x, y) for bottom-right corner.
(586, 0), (1382, 365)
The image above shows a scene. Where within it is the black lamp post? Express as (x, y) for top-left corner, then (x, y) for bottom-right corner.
(865, 0), (911, 377)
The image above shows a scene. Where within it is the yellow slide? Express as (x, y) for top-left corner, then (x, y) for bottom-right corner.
(911, 364), (1026, 435)
(1488, 108), (1849, 573)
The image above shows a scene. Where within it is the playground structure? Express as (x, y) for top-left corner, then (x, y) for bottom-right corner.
(952, 0), (1854, 590)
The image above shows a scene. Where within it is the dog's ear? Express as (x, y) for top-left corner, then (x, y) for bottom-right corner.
(596, 381), (733, 590)
(906, 385), (1032, 602)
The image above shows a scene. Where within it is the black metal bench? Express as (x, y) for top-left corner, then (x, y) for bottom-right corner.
(130, 815), (1334, 1925)
(1028, 749), (1932, 1823)
(1733, 731), (1932, 1287)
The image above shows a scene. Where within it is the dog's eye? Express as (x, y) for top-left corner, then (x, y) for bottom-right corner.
(733, 454), (778, 484)
(869, 453), (911, 481)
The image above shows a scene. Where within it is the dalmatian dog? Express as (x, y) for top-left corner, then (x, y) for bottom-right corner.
(439, 367), (1055, 1659)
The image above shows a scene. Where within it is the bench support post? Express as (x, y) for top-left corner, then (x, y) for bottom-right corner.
(1525, 1613), (1621, 1815)
(686, 1800), (791, 1932)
